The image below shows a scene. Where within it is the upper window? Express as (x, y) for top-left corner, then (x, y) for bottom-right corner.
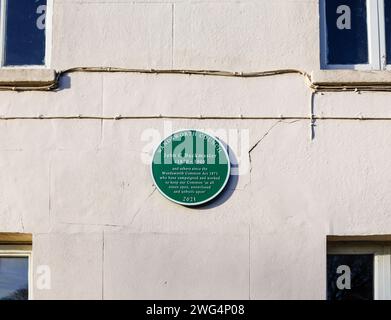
(0, 0), (49, 67)
(320, 0), (391, 70)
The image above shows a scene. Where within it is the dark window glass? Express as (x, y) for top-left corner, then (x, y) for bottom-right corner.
(4, 0), (47, 66)
(327, 254), (374, 300)
(0, 257), (29, 300)
(325, 0), (368, 65)
(385, 0), (391, 64)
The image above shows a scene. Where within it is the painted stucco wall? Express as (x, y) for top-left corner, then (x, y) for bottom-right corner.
(0, 0), (390, 299)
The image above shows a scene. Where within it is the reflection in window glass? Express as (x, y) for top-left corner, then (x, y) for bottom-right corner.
(0, 257), (29, 300)
(325, 0), (368, 65)
(327, 254), (374, 300)
(4, 0), (47, 66)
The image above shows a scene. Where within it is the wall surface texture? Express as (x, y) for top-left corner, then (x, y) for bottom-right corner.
(0, 0), (390, 300)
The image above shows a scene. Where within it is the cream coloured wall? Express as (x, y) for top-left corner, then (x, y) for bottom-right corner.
(0, 0), (389, 300)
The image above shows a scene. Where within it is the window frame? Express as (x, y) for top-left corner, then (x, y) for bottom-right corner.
(320, 0), (387, 70)
(0, 0), (53, 69)
(0, 245), (33, 300)
(328, 243), (391, 300)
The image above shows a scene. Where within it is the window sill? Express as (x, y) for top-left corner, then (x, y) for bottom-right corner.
(312, 70), (391, 86)
(0, 68), (56, 87)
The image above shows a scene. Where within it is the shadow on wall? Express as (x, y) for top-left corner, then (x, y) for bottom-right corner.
(188, 141), (239, 211)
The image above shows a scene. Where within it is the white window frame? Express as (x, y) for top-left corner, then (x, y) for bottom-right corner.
(0, 245), (33, 300)
(320, 0), (388, 70)
(0, 0), (52, 69)
(328, 243), (391, 300)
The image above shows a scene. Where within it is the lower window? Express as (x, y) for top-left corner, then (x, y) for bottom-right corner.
(327, 243), (391, 300)
(0, 246), (31, 300)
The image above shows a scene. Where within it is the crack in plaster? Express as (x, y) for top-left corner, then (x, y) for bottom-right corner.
(48, 153), (53, 231)
(20, 213), (25, 232)
(59, 222), (123, 228)
(130, 186), (157, 225)
(99, 74), (105, 150)
(244, 120), (302, 190)
(243, 120), (282, 190)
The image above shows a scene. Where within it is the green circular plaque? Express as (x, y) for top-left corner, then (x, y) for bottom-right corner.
(151, 130), (231, 206)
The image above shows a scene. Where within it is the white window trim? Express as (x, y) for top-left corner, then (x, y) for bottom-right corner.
(377, 0), (391, 70)
(320, 0), (387, 71)
(0, 245), (33, 300)
(328, 243), (391, 300)
(0, 0), (53, 69)
(0, 0), (6, 67)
